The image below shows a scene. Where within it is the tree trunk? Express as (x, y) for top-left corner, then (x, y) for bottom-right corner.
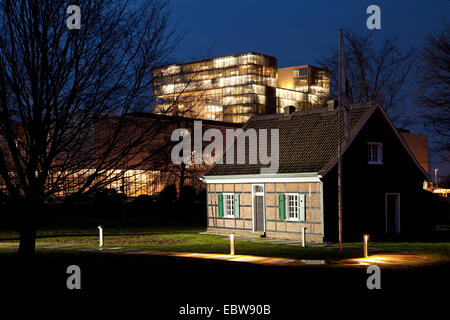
(17, 200), (38, 258)
(18, 224), (37, 258)
(179, 163), (185, 201)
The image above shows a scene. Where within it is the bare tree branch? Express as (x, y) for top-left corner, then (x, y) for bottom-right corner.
(0, 0), (183, 256)
(416, 24), (450, 158)
(317, 30), (415, 122)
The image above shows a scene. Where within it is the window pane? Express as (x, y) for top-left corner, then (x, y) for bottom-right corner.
(226, 194), (234, 216)
(288, 194), (298, 219)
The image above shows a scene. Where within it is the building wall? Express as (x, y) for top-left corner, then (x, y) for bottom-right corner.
(38, 114), (242, 199)
(206, 181), (324, 243)
(278, 65), (330, 107)
(277, 67), (296, 90)
(323, 108), (430, 241)
(152, 53), (330, 123)
(153, 53), (278, 123)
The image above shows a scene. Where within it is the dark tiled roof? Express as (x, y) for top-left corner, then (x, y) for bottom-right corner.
(205, 102), (376, 176)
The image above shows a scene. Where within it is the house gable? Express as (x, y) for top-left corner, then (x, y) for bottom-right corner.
(320, 104), (429, 179)
(322, 106), (429, 241)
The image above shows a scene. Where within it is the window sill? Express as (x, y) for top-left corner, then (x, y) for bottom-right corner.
(286, 218), (300, 222)
(224, 215), (236, 219)
(368, 162), (383, 165)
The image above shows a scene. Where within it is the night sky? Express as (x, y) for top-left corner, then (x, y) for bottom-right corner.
(170, 0), (448, 67)
(169, 0), (449, 174)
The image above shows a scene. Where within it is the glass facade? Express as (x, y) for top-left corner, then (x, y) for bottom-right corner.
(152, 52), (330, 123)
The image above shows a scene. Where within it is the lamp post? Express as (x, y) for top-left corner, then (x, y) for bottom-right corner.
(363, 234), (369, 258)
(98, 226), (103, 247)
(229, 233), (235, 255)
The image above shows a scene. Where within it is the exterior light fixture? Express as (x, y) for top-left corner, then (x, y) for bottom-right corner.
(229, 233), (235, 255)
(363, 234), (369, 257)
(98, 226), (103, 247)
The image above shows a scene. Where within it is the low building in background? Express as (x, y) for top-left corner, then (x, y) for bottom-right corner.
(51, 113), (242, 199)
(152, 52), (330, 123)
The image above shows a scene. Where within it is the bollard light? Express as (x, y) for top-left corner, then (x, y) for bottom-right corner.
(229, 233), (235, 255)
(98, 226), (103, 247)
(302, 226), (307, 247)
(363, 234), (369, 257)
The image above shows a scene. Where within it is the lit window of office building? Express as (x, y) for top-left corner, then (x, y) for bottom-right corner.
(152, 52), (330, 123)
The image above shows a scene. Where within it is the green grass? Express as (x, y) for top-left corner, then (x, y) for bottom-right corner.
(1, 225), (449, 262)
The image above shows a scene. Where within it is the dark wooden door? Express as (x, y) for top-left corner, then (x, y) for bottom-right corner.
(254, 196), (264, 231)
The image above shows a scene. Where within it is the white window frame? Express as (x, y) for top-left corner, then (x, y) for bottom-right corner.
(367, 142), (383, 165)
(285, 193), (300, 221)
(223, 193), (235, 218)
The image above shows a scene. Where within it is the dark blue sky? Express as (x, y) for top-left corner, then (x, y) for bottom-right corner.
(169, 0), (449, 174)
(170, 0), (448, 67)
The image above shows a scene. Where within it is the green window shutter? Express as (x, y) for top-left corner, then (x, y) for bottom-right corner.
(278, 194), (285, 220)
(233, 194), (240, 218)
(299, 194), (305, 221)
(218, 194), (224, 217)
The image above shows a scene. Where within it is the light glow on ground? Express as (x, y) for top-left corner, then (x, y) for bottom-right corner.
(343, 254), (429, 265)
(124, 250), (327, 266)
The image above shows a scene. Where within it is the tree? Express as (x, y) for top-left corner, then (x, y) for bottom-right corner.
(317, 31), (414, 118)
(416, 25), (450, 156)
(0, 0), (181, 257)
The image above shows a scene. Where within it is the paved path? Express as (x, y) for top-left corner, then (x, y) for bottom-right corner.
(0, 243), (330, 266)
(39, 244), (330, 266)
(1, 243), (428, 266)
(123, 250), (329, 266)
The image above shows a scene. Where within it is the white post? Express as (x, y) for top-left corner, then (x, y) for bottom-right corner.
(364, 234), (369, 257)
(302, 227), (307, 247)
(229, 233), (235, 255)
(98, 226), (103, 247)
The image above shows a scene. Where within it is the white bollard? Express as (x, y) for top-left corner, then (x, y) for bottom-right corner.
(302, 227), (307, 247)
(98, 226), (103, 247)
(229, 233), (235, 255)
(364, 234), (369, 257)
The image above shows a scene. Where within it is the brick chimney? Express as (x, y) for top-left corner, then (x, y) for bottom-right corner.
(284, 105), (296, 116)
(327, 100), (338, 111)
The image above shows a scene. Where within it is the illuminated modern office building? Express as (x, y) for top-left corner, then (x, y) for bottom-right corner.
(152, 52), (330, 123)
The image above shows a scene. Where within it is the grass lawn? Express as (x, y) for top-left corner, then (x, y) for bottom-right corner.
(1, 225), (449, 264)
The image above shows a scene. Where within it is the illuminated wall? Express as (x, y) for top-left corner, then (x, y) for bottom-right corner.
(278, 65), (330, 111)
(153, 52), (277, 123)
(48, 169), (164, 198)
(152, 52), (330, 123)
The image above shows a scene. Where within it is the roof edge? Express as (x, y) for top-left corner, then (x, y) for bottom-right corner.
(202, 172), (321, 183)
(320, 102), (429, 178)
(377, 106), (429, 178)
(320, 101), (380, 176)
